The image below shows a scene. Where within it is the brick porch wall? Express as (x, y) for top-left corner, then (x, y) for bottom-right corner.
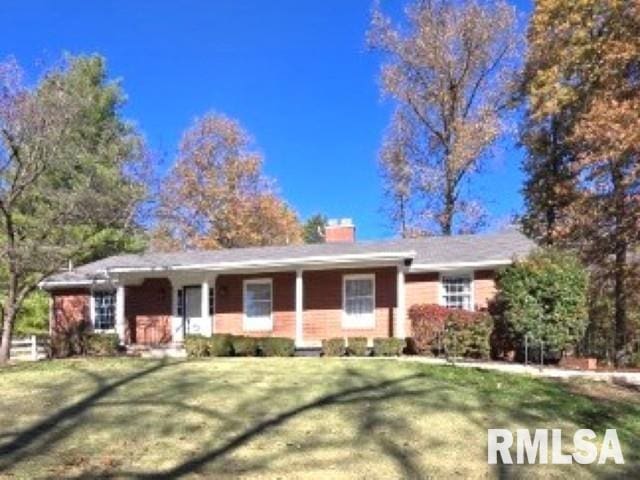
(125, 278), (172, 344)
(213, 267), (396, 343)
(302, 267), (396, 343)
(215, 272), (296, 338)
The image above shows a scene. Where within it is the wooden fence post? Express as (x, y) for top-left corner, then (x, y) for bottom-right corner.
(31, 335), (37, 361)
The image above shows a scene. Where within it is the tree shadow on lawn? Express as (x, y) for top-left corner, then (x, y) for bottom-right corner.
(0, 359), (175, 472)
(460, 367), (640, 480)
(1, 360), (639, 479)
(131, 368), (435, 479)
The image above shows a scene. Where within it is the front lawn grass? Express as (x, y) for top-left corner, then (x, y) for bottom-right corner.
(0, 358), (638, 479)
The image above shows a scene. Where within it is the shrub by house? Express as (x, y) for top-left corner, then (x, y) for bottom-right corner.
(495, 249), (589, 360)
(408, 304), (492, 359)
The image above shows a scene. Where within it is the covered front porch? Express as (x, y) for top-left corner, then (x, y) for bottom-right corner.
(109, 262), (409, 349)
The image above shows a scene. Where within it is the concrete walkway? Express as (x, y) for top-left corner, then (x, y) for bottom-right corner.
(395, 356), (640, 387)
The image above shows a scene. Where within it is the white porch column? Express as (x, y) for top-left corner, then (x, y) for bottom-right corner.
(396, 265), (406, 339)
(115, 284), (126, 345)
(170, 281), (184, 343)
(295, 268), (303, 347)
(211, 275), (217, 334)
(201, 277), (213, 337)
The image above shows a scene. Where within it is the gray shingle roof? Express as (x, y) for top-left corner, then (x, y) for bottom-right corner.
(42, 229), (535, 287)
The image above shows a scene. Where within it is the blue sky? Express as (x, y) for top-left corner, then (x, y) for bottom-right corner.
(2, 0), (532, 240)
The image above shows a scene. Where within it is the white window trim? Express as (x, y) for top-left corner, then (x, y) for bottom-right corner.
(342, 273), (376, 329)
(438, 271), (475, 311)
(243, 278), (274, 332)
(90, 289), (117, 333)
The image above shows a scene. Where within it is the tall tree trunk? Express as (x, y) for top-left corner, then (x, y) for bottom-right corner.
(0, 275), (17, 364)
(544, 116), (560, 246)
(0, 212), (17, 364)
(441, 179), (454, 236)
(399, 195), (407, 239)
(612, 163), (628, 364)
(613, 242), (627, 361)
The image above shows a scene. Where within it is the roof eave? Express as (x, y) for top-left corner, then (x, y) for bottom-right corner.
(408, 259), (513, 273)
(103, 250), (418, 275)
(38, 278), (110, 290)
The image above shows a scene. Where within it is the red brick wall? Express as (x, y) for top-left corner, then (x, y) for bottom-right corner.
(473, 269), (497, 310)
(49, 267), (500, 346)
(406, 273), (440, 307)
(405, 272), (439, 337)
(214, 272), (296, 338)
(51, 289), (90, 336)
(212, 268), (396, 343)
(302, 267), (396, 343)
(404, 270), (498, 334)
(125, 278), (172, 344)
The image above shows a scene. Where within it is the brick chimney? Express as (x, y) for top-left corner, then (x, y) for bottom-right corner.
(325, 218), (355, 243)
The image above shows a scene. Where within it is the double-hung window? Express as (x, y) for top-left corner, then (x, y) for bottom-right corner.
(441, 275), (472, 310)
(243, 279), (273, 331)
(93, 291), (116, 330)
(343, 274), (375, 329)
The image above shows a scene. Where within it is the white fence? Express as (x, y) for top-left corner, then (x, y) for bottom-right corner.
(11, 335), (48, 361)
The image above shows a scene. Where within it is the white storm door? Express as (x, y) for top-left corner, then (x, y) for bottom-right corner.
(184, 286), (203, 335)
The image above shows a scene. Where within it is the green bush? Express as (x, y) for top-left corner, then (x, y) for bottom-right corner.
(322, 338), (345, 357)
(85, 333), (120, 356)
(259, 337), (295, 357)
(207, 334), (233, 356)
(496, 248), (589, 354)
(372, 338), (405, 356)
(346, 337), (368, 356)
(184, 334), (210, 358)
(442, 312), (493, 359)
(231, 335), (259, 356)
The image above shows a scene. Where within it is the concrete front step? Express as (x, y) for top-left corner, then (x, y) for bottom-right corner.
(127, 343), (186, 359)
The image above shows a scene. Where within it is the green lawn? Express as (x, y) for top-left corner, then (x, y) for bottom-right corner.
(0, 358), (638, 479)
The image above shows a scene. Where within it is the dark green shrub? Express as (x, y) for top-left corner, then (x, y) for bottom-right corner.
(259, 337), (295, 357)
(207, 334), (233, 356)
(85, 333), (119, 356)
(184, 334), (210, 358)
(346, 337), (368, 356)
(231, 335), (259, 356)
(496, 249), (589, 354)
(372, 338), (405, 356)
(442, 312), (493, 360)
(321, 338), (345, 356)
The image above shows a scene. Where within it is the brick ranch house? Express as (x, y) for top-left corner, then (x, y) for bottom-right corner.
(41, 221), (534, 348)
